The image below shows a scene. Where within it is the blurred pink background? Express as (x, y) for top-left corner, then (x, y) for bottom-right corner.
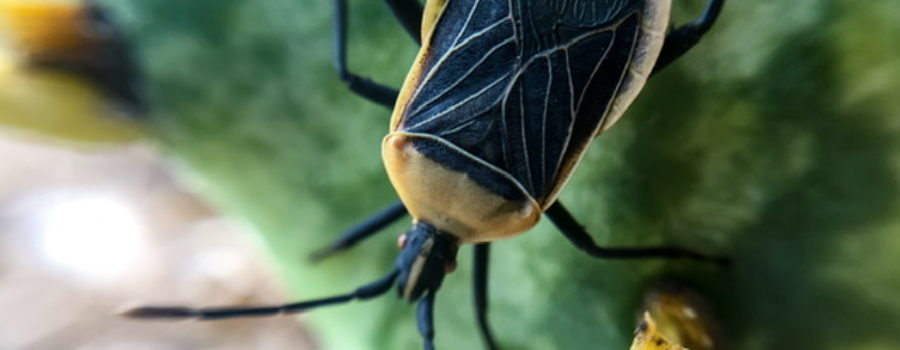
(0, 135), (317, 350)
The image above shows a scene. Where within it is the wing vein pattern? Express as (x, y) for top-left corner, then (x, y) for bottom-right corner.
(398, 0), (647, 203)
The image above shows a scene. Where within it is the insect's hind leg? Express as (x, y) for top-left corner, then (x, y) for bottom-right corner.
(651, 0), (725, 76)
(332, 0), (423, 108)
(309, 200), (408, 262)
(473, 244), (500, 350)
(545, 202), (729, 265)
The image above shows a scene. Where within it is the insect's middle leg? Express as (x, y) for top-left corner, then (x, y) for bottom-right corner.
(473, 243), (500, 350)
(651, 0), (725, 76)
(545, 201), (729, 265)
(332, 0), (423, 108)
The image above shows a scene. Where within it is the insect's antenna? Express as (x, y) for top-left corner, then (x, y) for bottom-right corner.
(122, 268), (400, 321)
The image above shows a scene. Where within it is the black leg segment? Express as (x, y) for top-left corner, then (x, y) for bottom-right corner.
(545, 202), (729, 265)
(385, 0), (424, 44)
(473, 243), (500, 350)
(122, 269), (400, 320)
(332, 0), (401, 107)
(418, 292), (437, 350)
(651, 0), (725, 76)
(310, 200), (408, 262)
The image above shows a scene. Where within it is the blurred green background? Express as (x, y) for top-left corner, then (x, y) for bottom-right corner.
(82, 0), (900, 349)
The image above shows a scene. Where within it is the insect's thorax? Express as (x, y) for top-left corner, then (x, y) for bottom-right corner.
(383, 0), (670, 242)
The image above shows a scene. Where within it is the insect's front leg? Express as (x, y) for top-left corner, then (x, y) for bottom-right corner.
(651, 0), (725, 76)
(545, 201), (729, 265)
(332, 0), (423, 107)
(309, 200), (408, 261)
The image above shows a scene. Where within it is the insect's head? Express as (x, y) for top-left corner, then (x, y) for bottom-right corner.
(395, 220), (459, 301)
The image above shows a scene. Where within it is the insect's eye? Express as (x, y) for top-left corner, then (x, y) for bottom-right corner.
(397, 233), (408, 249)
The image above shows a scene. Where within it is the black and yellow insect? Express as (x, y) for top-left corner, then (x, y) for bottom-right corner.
(126, 0), (726, 349)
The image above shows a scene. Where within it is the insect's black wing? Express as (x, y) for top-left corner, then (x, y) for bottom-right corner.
(399, 0), (519, 137)
(398, 0), (648, 202)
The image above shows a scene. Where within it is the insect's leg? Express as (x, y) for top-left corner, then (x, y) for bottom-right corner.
(122, 269), (400, 320)
(418, 291), (437, 350)
(545, 202), (729, 265)
(473, 243), (500, 350)
(309, 200), (408, 262)
(333, 0), (419, 108)
(650, 0), (725, 76)
(385, 0), (424, 44)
